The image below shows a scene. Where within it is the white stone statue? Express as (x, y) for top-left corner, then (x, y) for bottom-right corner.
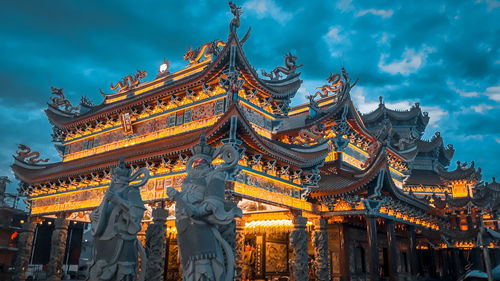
(167, 133), (242, 281)
(87, 157), (149, 281)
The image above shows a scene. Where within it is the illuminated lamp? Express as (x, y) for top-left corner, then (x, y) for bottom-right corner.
(158, 58), (170, 75)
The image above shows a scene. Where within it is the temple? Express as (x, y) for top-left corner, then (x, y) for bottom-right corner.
(10, 3), (500, 281)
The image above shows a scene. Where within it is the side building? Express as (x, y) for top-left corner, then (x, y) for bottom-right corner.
(10, 4), (500, 281)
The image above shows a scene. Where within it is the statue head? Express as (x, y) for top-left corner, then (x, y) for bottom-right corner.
(112, 157), (131, 184)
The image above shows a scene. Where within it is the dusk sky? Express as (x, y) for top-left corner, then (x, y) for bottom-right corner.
(0, 1), (499, 197)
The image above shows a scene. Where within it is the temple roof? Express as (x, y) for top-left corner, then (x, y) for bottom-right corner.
(13, 104), (329, 185)
(45, 27), (302, 129)
(405, 169), (443, 186)
(361, 98), (429, 130)
(438, 161), (481, 182)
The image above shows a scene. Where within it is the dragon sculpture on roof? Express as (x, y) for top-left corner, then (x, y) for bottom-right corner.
(16, 144), (49, 164)
(261, 52), (303, 80)
(49, 87), (80, 113)
(110, 69), (147, 93)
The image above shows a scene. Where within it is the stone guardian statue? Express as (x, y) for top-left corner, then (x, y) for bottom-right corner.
(87, 157), (149, 281)
(167, 133), (242, 281)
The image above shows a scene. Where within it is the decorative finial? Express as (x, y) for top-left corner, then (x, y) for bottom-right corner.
(379, 96), (383, 104)
(493, 177), (496, 183)
(229, 2), (242, 32)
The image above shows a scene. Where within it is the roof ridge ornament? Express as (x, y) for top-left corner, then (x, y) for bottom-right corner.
(229, 1), (242, 32)
(109, 69), (147, 93)
(184, 40), (226, 65)
(15, 144), (49, 164)
(261, 52), (303, 80)
(49, 87), (80, 114)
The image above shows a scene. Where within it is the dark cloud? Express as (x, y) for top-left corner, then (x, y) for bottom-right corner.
(0, 0), (499, 196)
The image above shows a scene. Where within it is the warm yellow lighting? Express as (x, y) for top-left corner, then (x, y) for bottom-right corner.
(333, 200), (352, 211)
(250, 124), (273, 139)
(239, 99), (275, 120)
(233, 182), (313, 211)
(134, 81), (165, 95)
(452, 181), (469, 198)
(325, 151), (338, 162)
(342, 153), (365, 169)
(348, 143), (369, 157)
(63, 115), (221, 162)
(244, 219), (313, 234)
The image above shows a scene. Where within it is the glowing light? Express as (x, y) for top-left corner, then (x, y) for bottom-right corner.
(233, 182), (313, 211)
(134, 81), (165, 95)
(63, 115), (221, 162)
(244, 219), (313, 234)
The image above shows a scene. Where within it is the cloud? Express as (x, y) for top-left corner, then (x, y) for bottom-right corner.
(451, 86), (480, 97)
(336, 0), (354, 12)
(471, 104), (494, 113)
(421, 105), (447, 128)
(378, 48), (432, 75)
(484, 84), (500, 101)
(325, 26), (342, 41)
(243, 0), (293, 25)
(356, 9), (394, 18)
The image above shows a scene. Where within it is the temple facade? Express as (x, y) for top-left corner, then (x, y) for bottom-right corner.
(10, 3), (500, 281)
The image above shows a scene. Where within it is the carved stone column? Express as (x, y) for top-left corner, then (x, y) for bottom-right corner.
(366, 215), (379, 281)
(290, 215), (308, 281)
(386, 220), (397, 281)
(312, 218), (329, 281)
(13, 216), (40, 281)
(234, 217), (245, 280)
(145, 207), (168, 281)
(47, 214), (70, 281)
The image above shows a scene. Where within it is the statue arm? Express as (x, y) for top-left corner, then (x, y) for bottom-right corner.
(107, 190), (130, 211)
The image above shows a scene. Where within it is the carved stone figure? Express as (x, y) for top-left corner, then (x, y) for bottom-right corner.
(13, 217), (40, 281)
(166, 133), (242, 281)
(261, 52), (303, 80)
(289, 216), (308, 281)
(145, 207), (168, 281)
(110, 70), (148, 93)
(0, 176), (11, 206)
(312, 219), (329, 281)
(16, 144), (49, 164)
(87, 158), (150, 281)
(49, 87), (80, 113)
(47, 215), (70, 281)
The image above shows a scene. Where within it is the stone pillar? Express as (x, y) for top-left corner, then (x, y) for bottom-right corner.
(312, 218), (329, 281)
(234, 218), (245, 281)
(13, 216), (40, 281)
(366, 215), (379, 281)
(47, 214), (70, 281)
(145, 207), (168, 281)
(408, 225), (419, 276)
(386, 220), (397, 281)
(290, 215), (308, 281)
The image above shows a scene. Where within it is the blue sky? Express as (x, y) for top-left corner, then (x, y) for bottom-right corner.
(0, 0), (499, 196)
